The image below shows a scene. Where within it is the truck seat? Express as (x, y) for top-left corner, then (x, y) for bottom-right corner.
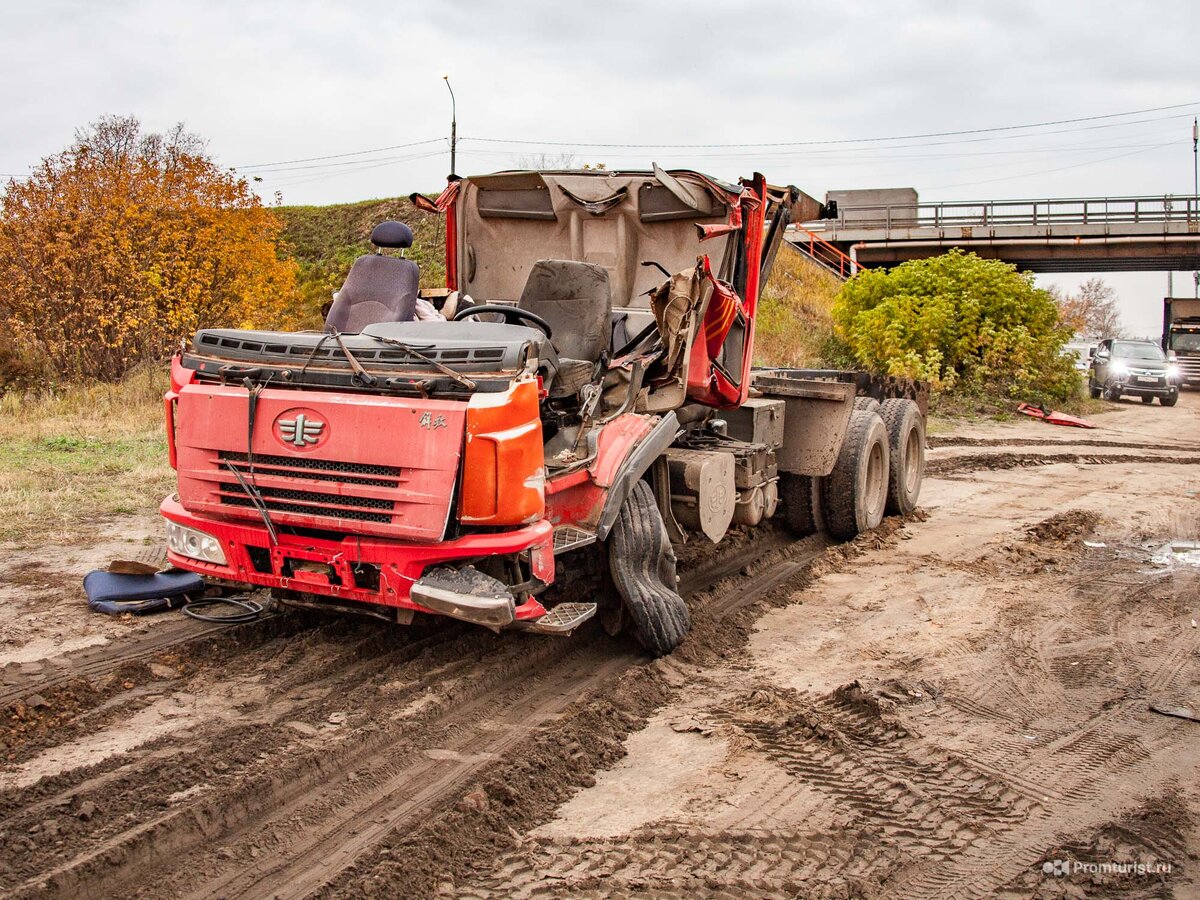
(518, 260), (611, 397)
(325, 221), (419, 333)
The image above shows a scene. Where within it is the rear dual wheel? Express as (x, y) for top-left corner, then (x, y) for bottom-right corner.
(780, 472), (824, 537)
(823, 410), (890, 540)
(879, 399), (925, 516)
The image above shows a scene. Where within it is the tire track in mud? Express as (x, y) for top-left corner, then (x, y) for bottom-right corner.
(0, 523), (847, 899)
(928, 435), (1196, 452)
(928, 451), (1200, 477)
(455, 827), (893, 899)
(0, 615), (285, 710)
(0, 617), (483, 894)
(455, 504), (1199, 900)
(8, 625), (580, 897)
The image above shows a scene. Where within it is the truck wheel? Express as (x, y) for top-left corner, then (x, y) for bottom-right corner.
(853, 396), (881, 415)
(607, 480), (690, 657)
(1104, 384), (1121, 402)
(822, 410), (889, 540)
(779, 473), (824, 536)
(879, 399), (925, 516)
(1162, 392), (1179, 407)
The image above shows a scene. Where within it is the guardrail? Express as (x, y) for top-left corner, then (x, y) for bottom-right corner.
(784, 225), (859, 278)
(817, 194), (1200, 231)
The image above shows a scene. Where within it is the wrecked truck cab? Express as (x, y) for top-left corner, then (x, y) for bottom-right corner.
(161, 168), (927, 656)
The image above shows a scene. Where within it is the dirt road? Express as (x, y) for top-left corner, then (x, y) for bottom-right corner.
(2, 393), (1198, 898)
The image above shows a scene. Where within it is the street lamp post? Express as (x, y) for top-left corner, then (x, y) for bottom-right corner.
(1193, 117), (1198, 298)
(443, 75), (457, 177)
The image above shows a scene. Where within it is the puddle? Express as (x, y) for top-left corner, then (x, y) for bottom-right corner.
(1148, 540), (1200, 569)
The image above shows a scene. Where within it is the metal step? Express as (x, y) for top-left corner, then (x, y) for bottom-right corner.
(553, 525), (597, 555)
(522, 602), (597, 635)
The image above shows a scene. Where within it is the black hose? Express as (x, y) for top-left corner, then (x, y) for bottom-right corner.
(181, 596), (264, 623)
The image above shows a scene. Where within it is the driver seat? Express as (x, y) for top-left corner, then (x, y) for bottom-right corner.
(518, 260), (611, 397)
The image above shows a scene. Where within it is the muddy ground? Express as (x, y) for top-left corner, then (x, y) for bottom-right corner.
(1, 393), (1198, 898)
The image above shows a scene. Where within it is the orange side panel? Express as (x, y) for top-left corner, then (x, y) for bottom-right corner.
(459, 378), (546, 525)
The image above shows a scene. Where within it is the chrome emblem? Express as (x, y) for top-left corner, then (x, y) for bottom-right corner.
(278, 413), (325, 447)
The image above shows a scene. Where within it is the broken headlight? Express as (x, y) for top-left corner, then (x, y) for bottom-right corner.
(166, 520), (227, 565)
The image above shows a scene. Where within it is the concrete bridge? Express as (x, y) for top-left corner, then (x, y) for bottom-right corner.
(789, 193), (1200, 276)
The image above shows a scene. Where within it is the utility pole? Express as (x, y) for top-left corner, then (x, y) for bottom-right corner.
(1193, 117), (1198, 298)
(443, 75), (457, 178)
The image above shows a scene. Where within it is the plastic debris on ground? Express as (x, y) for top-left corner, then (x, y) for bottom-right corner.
(1015, 402), (1097, 428)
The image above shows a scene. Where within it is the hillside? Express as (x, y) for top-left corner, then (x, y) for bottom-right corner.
(275, 196), (445, 328)
(754, 244), (843, 367)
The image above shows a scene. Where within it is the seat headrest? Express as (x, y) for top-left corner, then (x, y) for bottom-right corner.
(370, 221), (414, 249)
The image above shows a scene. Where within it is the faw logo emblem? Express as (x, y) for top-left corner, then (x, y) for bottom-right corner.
(274, 409), (328, 450)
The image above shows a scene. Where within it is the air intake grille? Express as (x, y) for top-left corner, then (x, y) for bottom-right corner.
(218, 482), (395, 523)
(219, 452), (401, 487)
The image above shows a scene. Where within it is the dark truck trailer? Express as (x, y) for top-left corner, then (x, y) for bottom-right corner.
(1163, 297), (1200, 386)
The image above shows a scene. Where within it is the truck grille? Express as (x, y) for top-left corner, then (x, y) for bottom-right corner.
(219, 452), (401, 487)
(218, 482), (395, 524)
(1176, 356), (1200, 377)
(215, 451), (399, 525)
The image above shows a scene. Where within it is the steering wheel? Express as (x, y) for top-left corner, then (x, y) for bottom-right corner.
(452, 304), (553, 339)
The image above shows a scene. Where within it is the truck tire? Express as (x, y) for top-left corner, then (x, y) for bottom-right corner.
(879, 399), (925, 516)
(1104, 384), (1121, 402)
(607, 480), (690, 657)
(1162, 392), (1179, 407)
(853, 396), (881, 415)
(822, 410), (889, 540)
(779, 473), (824, 536)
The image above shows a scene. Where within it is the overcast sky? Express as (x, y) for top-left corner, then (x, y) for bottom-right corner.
(2, 0), (1198, 336)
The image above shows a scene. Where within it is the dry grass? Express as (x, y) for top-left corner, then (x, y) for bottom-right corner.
(0, 367), (173, 545)
(754, 244), (843, 368)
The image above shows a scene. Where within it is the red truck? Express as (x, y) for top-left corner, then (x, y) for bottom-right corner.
(161, 168), (926, 655)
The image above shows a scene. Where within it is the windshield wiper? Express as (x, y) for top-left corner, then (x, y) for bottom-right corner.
(362, 334), (477, 391)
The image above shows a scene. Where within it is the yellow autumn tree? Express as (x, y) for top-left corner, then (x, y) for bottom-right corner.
(0, 116), (297, 384)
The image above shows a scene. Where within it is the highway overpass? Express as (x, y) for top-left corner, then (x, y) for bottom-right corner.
(790, 194), (1200, 275)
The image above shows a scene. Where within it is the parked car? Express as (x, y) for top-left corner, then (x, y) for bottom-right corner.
(1088, 338), (1179, 406)
(1064, 341), (1097, 373)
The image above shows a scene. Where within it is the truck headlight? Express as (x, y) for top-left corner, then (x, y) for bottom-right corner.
(1168, 364), (1181, 380)
(1110, 362), (1128, 377)
(166, 521), (227, 565)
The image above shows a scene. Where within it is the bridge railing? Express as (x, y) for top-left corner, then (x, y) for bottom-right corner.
(784, 225), (859, 278)
(817, 194), (1200, 231)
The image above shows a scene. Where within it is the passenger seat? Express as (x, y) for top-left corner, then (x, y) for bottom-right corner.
(325, 222), (419, 333)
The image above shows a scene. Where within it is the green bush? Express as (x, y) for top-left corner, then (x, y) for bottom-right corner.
(832, 250), (1079, 403)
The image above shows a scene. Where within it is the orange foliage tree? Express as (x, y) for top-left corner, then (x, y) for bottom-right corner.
(0, 116), (297, 383)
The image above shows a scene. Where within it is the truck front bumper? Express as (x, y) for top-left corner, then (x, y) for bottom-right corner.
(160, 495), (555, 623)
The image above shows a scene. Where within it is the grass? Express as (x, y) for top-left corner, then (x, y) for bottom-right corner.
(0, 367), (173, 545)
(754, 244), (843, 368)
(928, 385), (1116, 432)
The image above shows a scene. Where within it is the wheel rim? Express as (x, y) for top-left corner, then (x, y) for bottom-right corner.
(903, 427), (922, 494)
(865, 440), (886, 519)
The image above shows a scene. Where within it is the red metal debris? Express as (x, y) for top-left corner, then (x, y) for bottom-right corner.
(1016, 402), (1097, 429)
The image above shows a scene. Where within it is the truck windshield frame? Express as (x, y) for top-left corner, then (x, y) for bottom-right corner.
(1168, 332), (1200, 352)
